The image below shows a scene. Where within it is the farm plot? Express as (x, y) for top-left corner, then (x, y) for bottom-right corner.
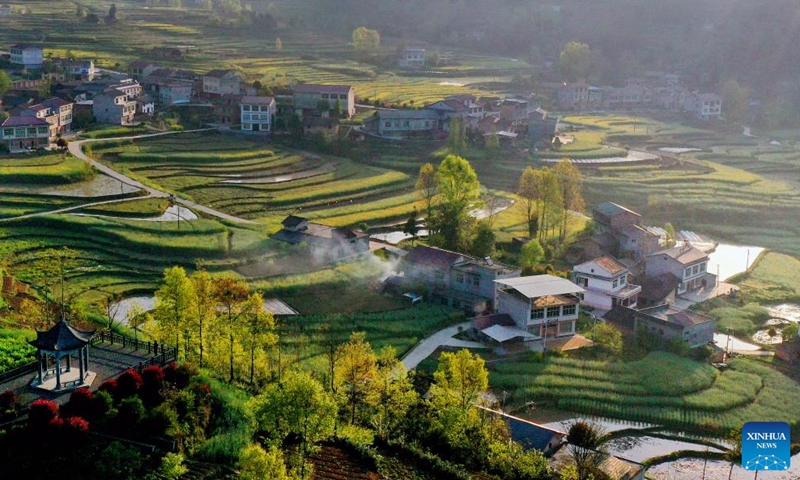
(489, 352), (800, 435)
(95, 133), (421, 226)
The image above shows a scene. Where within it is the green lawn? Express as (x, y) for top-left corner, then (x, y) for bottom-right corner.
(489, 352), (800, 435)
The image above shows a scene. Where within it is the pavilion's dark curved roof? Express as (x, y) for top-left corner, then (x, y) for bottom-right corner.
(29, 321), (95, 351)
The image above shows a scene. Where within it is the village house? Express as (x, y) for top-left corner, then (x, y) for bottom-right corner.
(10, 44), (43, 69)
(557, 82), (589, 110)
(398, 47), (426, 68)
(572, 255), (640, 313)
(44, 59), (96, 83)
(93, 84), (140, 125)
(0, 116), (51, 151)
(154, 81), (193, 105)
(592, 202), (660, 260)
(642, 243), (715, 304)
(127, 61), (160, 81)
(20, 97), (74, 136)
(273, 215), (369, 263)
(366, 109), (441, 137)
(0, 4), (12, 15)
(240, 96), (275, 133)
(400, 245), (520, 313)
(426, 98), (472, 127)
(634, 303), (716, 348)
(495, 275), (584, 338)
(527, 108), (559, 147)
(210, 94), (242, 126)
(684, 92), (722, 120)
(292, 84), (355, 119)
(202, 70), (241, 96)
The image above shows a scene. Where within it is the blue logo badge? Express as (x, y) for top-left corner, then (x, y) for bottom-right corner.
(742, 422), (791, 471)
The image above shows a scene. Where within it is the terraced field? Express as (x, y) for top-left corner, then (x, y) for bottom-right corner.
(92, 132), (424, 227)
(490, 352), (800, 435)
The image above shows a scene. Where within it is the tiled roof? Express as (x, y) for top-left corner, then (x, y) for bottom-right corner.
(593, 201), (640, 218)
(293, 84), (353, 95)
(639, 272), (681, 302)
(281, 215), (307, 227)
(496, 275), (584, 299)
(205, 69), (237, 79)
(638, 304), (716, 327)
(29, 320), (95, 351)
(377, 109), (441, 120)
(404, 245), (468, 270)
(42, 97), (71, 108)
(241, 95), (274, 106)
(1, 116), (48, 127)
(650, 244), (708, 265)
(591, 255), (627, 275)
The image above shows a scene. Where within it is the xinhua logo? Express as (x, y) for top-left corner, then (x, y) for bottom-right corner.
(742, 422), (791, 471)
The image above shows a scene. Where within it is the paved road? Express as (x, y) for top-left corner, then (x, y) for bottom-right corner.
(68, 130), (256, 224)
(401, 321), (487, 370)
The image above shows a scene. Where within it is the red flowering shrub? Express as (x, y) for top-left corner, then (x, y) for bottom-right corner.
(140, 365), (166, 408)
(117, 369), (143, 398)
(29, 399), (60, 429)
(65, 416), (89, 434)
(142, 365), (165, 388)
(63, 387), (93, 419)
(98, 378), (118, 398)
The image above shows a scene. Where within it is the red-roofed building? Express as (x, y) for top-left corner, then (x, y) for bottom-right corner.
(20, 97), (74, 135)
(572, 255), (640, 312)
(0, 116), (51, 151)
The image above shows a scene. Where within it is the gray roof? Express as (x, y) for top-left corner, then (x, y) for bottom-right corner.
(594, 201), (640, 218)
(495, 275), (584, 299)
(29, 320), (95, 352)
(293, 84), (352, 95)
(649, 244), (708, 265)
(241, 95), (274, 106)
(1, 116), (48, 127)
(377, 109), (441, 120)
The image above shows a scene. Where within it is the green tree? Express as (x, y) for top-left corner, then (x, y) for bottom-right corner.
(430, 349), (488, 412)
(519, 239), (545, 272)
(250, 371), (336, 479)
(335, 331), (377, 425)
(402, 209), (419, 244)
(433, 155), (481, 251)
(189, 269), (216, 368)
(352, 27), (380, 58)
(415, 163), (438, 231)
(536, 167), (563, 242)
(470, 220), (496, 258)
(37, 79), (52, 100)
(159, 452), (188, 480)
(126, 301), (148, 343)
(558, 41), (592, 82)
(447, 117), (467, 155)
(366, 346), (417, 441)
(721, 79), (751, 124)
(153, 266), (193, 358)
(664, 222), (677, 248)
(242, 292), (277, 384)
(0, 71), (11, 97)
(517, 166), (540, 239)
(237, 444), (290, 480)
(567, 420), (606, 480)
(107, 3), (118, 22)
(783, 323), (798, 342)
(212, 276), (250, 382)
(553, 159), (585, 240)
(485, 129), (500, 159)
(593, 323), (623, 356)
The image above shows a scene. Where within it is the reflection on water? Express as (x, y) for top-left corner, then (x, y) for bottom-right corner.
(708, 244), (765, 282)
(603, 435), (723, 463)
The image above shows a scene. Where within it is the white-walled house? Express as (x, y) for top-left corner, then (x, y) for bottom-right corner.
(645, 243), (715, 297)
(572, 256), (640, 312)
(240, 96), (276, 133)
(10, 44), (43, 69)
(495, 275), (584, 338)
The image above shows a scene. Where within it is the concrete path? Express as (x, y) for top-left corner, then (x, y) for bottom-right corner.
(401, 321), (487, 370)
(68, 130), (256, 224)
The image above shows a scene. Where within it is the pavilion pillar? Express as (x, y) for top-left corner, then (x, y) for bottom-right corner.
(55, 353), (62, 390)
(66, 353), (71, 372)
(78, 348), (85, 382)
(84, 345), (89, 372)
(37, 351), (43, 384)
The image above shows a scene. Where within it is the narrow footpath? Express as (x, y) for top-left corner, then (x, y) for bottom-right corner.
(401, 321), (487, 370)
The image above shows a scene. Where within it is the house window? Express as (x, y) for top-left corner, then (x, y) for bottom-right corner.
(424, 121), (430, 128)
(576, 276), (588, 287)
(692, 265), (700, 275)
(472, 276), (480, 287)
(699, 263), (707, 273)
(37, 127), (48, 135)
(620, 275), (627, 285)
(322, 94), (329, 99)
(384, 122), (391, 128)
(455, 273), (464, 284)
(546, 306), (560, 318)
(434, 271), (445, 281)
(243, 105), (250, 111)
(612, 279), (619, 288)
(2, 128), (13, 137)
(684, 267), (692, 278)
(531, 308), (545, 319)
(562, 305), (576, 316)
(340, 94), (347, 99)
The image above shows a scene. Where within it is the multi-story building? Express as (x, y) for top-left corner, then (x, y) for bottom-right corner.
(398, 47), (426, 68)
(20, 97), (73, 135)
(592, 202), (660, 260)
(10, 44), (43, 69)
(401, 245), (520, 313)
(292, 84), (355, 118)
(368, 109), (442, 136)
(127, 61), (160, 81)
(495, 275), (584, 338)
(240, 96), (275, 133)
(557, 82), (589, 110)
(93, 87), (138, 125)
(684, 93), (722, 120)
(0, 116), (51, 151)
(572, 255), (640, 312)
(645, 243), (715, 297)
(202, 70), (241, 96)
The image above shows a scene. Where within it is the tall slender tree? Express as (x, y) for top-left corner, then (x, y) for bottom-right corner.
(517, 166), (540, 238)
(415, 163), (438, 232)
(189, 269), (215, 367)
(242, 292), (277, 384)
(335, 331), (377, 425)
(433, 155), (481, 250)
(553, 159), (585, 240)
(212, 277), (250, 382)
(153, 266), (193, 357)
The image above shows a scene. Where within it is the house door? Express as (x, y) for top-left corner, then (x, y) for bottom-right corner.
(253, 123), (260, 132)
